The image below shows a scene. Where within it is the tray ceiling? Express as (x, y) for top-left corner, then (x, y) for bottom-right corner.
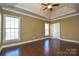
(0, 3), (79, 21)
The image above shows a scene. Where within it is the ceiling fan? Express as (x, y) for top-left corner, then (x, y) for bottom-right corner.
(41, 3), (60, 11)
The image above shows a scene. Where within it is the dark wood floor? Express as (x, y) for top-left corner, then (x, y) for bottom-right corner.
(0, 38), (79, 56)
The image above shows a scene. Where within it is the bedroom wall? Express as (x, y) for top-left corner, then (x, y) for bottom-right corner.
(3, 10), (48, 44)
(51, 15), (79, 41)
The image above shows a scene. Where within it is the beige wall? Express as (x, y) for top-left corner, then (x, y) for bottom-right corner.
(3, 9), (79, 44)
(3, 10), (47, 44)
(51, 15), (79, 41)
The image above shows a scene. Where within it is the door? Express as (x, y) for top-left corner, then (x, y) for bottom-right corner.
(50, 23), (60, 39)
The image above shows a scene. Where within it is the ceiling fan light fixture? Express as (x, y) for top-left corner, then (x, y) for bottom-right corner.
(47, 5), (52, 9)
(41, 3), (60, 11)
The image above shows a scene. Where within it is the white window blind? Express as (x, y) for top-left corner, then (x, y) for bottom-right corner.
(4, 15), (20, 41)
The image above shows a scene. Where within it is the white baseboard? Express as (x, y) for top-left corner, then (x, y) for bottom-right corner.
(61, 38), (79, 44)
(1, 37), (79, 52)
(1, 37), (49, 49)
(50, 37), (79, 43)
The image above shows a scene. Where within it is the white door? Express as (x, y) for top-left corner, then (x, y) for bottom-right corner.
(50, 23), (60, 39)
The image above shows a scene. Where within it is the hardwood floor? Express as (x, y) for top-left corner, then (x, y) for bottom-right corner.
(0, 38), (79, 56)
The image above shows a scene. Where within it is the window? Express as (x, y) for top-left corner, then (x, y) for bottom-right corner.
(3, 15), (20, 42)
(45, 23), (49, 36)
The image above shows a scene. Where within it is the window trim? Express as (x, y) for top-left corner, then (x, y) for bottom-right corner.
(3, 14), (21, 43)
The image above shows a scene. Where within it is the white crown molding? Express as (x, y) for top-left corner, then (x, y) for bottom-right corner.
(2, 7), (79, 22)
(50, 12), (79, 21)
(15, 5), (50, 19)
(2, 8), (49, 21)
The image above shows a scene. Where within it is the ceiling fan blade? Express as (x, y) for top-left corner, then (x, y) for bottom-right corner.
(50, 8), (53, 11)
(41, 3), (48, 6)
(52, 4), (60, 6)
(47, 3), (50, 5)
(43, 7), (47, 10)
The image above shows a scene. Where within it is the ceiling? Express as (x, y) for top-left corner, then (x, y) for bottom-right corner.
(0, 3), (79, 21)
